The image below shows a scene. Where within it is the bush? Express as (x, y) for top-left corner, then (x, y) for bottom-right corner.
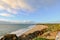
(34, 37), (55, 40)
(34, 37), (48, 40)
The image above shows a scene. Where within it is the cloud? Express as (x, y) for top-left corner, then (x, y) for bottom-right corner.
(0, 18), (33, 23)
(0, 0), (32, 14)
(0, 18), (8, 21)
(0, 19), (19, 23)
(0, 0), (57, 16)
(0, 13), (14, 17)
(1, 0), (31, 9)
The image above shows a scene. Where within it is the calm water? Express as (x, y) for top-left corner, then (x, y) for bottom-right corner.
(0, 24), (33, 36)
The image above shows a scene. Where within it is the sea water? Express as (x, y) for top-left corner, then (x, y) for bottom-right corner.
(0, 24), (34, 36)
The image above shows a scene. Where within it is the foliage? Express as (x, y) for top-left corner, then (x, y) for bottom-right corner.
(34, 37), (55, 40)
(34, 37), (48, 40)
(35, 24), (60, 40)
(46, 24), (60, 32)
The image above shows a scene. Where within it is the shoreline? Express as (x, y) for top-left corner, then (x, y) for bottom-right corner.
(0, 25), (36, 39)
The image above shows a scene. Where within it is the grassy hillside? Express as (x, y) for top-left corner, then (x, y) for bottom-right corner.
(34, 24), (60, 40)
(34, 37), (54, 40)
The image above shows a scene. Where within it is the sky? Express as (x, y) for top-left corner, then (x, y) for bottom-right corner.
(0, 0), (60, 23)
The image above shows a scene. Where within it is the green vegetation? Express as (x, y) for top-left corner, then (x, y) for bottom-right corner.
(35, 24), (60, 40)
(34, 37), (47, 40)
(34, 37), (55, 40)
(45, 24), (60, 32)
(37, 24), (60, 32)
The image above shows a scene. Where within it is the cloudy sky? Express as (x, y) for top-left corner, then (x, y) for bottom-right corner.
(0, 0), (60, 23)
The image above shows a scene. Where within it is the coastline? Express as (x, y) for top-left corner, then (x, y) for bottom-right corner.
(0, 25), (36, 39)
(0, 24), (58, 40)
(10, 25), (36, 36)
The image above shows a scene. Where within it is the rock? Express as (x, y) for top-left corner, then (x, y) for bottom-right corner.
(0, 34), (18, 40)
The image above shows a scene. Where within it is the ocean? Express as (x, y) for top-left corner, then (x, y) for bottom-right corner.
(0, 24), (34, 36)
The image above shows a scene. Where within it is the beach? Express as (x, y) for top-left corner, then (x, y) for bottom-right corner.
(0, 24), (33, 39)
(0, 25), (48, 39)
(0, 24), (59, 40)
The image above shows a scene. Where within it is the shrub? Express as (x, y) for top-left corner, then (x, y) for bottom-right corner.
(34, 37), (48, 40)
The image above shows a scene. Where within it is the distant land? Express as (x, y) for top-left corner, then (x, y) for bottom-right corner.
(0, 21), (36, 24)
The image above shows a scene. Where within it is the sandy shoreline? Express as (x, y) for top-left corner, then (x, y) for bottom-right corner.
(10, 25), (36, 36)
(0, 25), (48, 39)
(24, 25), (48, 35)
(0, 25), (36, 39)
